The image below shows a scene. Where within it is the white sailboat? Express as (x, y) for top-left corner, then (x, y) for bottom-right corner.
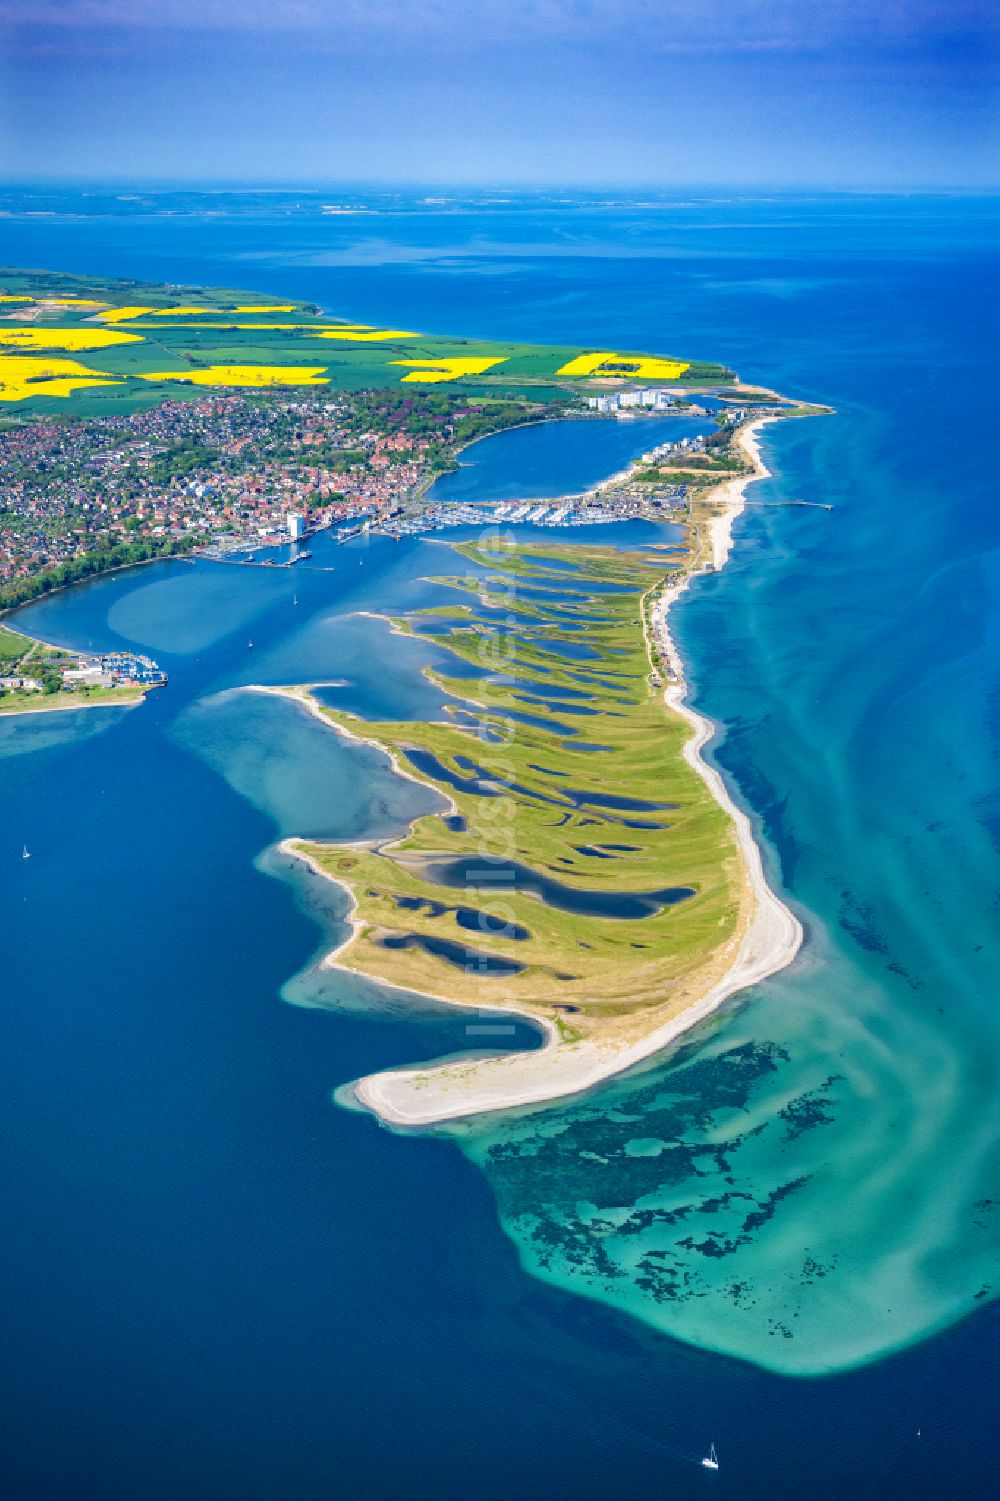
(22, 844), (30, 860)
(701, 1444), (719, 1471)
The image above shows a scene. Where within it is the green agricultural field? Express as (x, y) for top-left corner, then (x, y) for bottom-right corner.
(293, 539), (749, 1041)
(0, 623), (32, 662)
(0, 266), (735, 414)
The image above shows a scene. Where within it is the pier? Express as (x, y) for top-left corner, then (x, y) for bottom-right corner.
(198, 555), (337, 572)
(744, 498), (833, 510)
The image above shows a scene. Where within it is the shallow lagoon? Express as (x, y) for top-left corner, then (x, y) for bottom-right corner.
(390, 851), (695, 919)
(427, 413), (710, 502)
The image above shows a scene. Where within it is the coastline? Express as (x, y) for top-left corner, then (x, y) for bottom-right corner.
(249, 683), (563, 1033)
(0, 549), (191, 625)
(0, 621), (150, 718)
(245, 679), (460, 819)
(0, 689), (145, 718)
(267, 415), (804, 1128)
(702, 418), (779, 569)
(273, 832), (560, 1045)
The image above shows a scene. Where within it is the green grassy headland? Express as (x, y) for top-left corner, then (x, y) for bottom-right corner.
(293, 538), (749, 1041)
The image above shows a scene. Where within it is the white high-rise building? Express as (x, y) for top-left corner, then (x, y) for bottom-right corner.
(286, 512), (305, 540)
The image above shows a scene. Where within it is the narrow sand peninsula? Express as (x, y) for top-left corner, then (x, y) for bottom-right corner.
(270, 416), (803, 1127)
(704, 417), (781, 569)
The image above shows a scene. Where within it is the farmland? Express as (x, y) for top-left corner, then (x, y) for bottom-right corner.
(0, 267), (734, 415)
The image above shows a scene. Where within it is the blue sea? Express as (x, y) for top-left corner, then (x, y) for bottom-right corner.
(2, 191), (999, 1498)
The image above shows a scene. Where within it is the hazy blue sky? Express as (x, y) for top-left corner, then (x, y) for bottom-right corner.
(0, 0), (996, 187)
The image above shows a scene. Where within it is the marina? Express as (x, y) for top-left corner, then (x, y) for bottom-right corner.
(371, 493), (688, 538)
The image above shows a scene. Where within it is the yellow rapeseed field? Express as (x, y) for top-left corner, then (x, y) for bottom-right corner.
(557, 352), (690, 379)
(135, 322), (312, 331)
(116, 304), (298, 318)
(97, 307), (157, 323)
(314, 328), (418, 342)
(142, 306), (217, 317)
(0, 328), (143, 352)
(0, 355), (120, 401)
(390, 356), (507, 383)
(138, 365), (329, 388)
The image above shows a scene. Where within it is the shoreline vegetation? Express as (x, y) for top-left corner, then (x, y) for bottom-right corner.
(0, 620), (152, 717)
(0, 684), (145, 716)
(263, 407), (818, 1128)
(0, 536), (196, 617)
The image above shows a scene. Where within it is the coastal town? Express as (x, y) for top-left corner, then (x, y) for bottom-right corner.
(0, 378), (788, 603)
(0, 371), (791, 713)
(0, 387), (551, 606)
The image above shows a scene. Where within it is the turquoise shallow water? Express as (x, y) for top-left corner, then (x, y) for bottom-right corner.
(394, 202), (1000, 1379)
(458, 415), (1000, 1373)
(1, 193), (999, 1496)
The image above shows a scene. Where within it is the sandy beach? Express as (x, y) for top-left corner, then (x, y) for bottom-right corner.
(703, 416), (782, 569)
(269, 417), (803, 1128)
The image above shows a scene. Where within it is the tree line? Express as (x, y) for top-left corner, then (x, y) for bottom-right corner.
(0, 535), (196, 612)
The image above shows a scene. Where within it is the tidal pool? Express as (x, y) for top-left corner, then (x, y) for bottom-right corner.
(391, 852), (695, 919)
